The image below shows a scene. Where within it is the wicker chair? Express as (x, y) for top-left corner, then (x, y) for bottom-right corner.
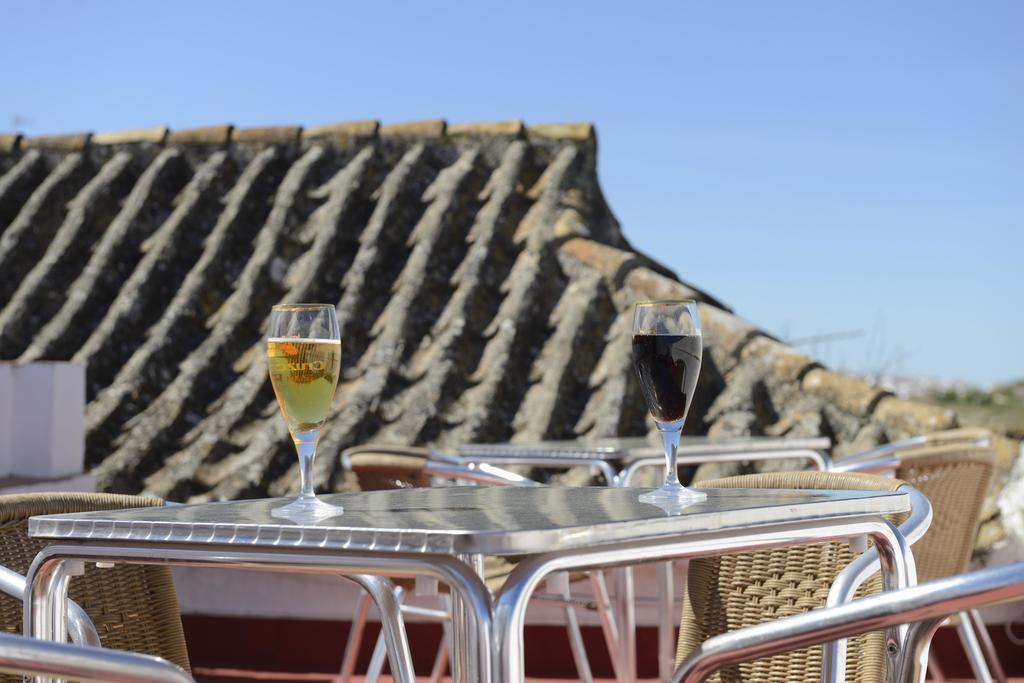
(859, 440), (1002, 681)
(673, 562), (1024, 683)
(888, 443), (995, 584)
(0, 492), (190, 681)
(676, 471), (906, 683)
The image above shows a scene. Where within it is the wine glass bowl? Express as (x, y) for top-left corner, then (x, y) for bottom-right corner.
(267, 303), (344, 521)
(632, 300), (707, 509)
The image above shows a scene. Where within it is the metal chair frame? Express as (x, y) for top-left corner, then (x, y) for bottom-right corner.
(672, 561), (1024, 683)
(0, 564), (99, 648)
(0, 631), (192, 683)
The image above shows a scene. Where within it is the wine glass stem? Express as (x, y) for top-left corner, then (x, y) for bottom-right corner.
(294, 432), (319, 500)
(659, 422), (682, 488)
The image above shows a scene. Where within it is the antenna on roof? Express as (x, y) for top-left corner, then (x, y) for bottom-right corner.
(786, 330), (864, 346)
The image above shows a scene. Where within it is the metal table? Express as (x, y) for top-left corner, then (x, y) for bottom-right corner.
(25, 485), (912, 683)
(457, 436), (834, 485)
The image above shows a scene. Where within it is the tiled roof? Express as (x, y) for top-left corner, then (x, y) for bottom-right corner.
(0, 120), (956, 501)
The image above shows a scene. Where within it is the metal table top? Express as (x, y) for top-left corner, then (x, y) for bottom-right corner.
(457, 435), (832, 462)
(30, 485), (905, 556)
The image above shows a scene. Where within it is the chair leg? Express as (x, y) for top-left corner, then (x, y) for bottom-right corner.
(365, 631), (389, 683)
(339, 589), (371, 682)
(550, 571), (594, 683)
(968, 609), (1008, 683)
(612, 566), (637, 683)
(431, 594), (453, 683)
(429, 635), (449, 683)
(956, 611), (996, 683)
(657, 561), (675, 683)
(590, 571), (624, 682)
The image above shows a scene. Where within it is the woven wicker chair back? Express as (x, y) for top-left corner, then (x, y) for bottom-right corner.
(0, 492), (190, 679)
(677, 471), (904, 682)
(342, 445), (432, 491)
(894, 443), (995, 583)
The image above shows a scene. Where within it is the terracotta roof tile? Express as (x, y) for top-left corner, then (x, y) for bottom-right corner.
(448, 120), (524, 137)
(232, 126), (302, 145)
(801, 367), (888, 416)
(92, 126), (169, 145)
(166, 124), (233, 146)
(379, 119), (446, 138)
(21, 132), (91, 151)
(558, 237), (640, 284)
(0, 134), (22, 153)
(873, 396), (957, 438)
(739, 335), (817, 384)
(527, 122), (594, 142)
(302, 120), (379, 142)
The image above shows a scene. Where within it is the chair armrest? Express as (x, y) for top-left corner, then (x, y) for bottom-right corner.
(0, 565), (100, 647)
(834, 436), (929, 465)
(0, 631), (193, 683)
(828, 453), (900, 475)
(672, 561), (1024, 683)
(423, 461), (541, 487)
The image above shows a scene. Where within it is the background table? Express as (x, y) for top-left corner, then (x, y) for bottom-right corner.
(27, 485), (911, 683)
(456, 436), (833, 485)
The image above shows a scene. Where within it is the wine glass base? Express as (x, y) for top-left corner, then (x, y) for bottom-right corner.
(639, 484), (707, 514)
(271, 496), (344, 523)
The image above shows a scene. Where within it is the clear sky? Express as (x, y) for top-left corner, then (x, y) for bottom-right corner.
(2, 1), (1021, 385)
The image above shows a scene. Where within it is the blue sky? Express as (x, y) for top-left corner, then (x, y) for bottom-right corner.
(2, 1), (1021, 384)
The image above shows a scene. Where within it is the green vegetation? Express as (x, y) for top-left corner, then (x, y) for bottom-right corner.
(919, 380), (1024, 439)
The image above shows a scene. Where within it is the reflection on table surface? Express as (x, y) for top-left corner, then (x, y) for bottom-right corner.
(29, 484), (904, 556)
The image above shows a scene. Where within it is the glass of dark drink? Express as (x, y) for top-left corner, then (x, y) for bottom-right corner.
(632, 300), (707, 508)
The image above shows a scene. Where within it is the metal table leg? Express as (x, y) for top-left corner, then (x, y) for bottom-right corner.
(590, 570), (622, 682)
(25, 544), (494, 683)
(348, 575), (415, 683)
(452, 554), (485, 683)
(26, 556), (72, 683)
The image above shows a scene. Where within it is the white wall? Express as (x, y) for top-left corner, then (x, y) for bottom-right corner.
(0, 362), (86, 479)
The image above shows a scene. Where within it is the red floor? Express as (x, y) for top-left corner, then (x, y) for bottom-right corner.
(184, 615), (1023, 682)
(194, 674), (1023, 683)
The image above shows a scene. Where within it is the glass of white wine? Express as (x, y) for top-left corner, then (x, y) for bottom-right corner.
(267, 303), (344, 521)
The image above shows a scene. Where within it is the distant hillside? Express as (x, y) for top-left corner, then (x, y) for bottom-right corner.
(917, 380), (1024, 439)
